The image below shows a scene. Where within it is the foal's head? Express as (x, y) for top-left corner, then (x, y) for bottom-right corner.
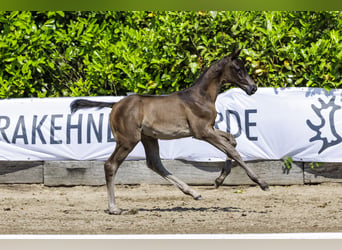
(215, 49), (257, 95)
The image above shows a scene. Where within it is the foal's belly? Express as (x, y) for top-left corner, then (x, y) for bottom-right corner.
(140, 94), (193, 139)
(141, 124), (192, 140)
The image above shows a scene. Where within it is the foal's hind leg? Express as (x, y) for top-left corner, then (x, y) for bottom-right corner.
(141, 135), (202, 200)
(105, 142), (137, 215)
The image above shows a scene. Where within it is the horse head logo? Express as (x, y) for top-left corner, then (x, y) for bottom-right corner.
(306, 96), (342, 153)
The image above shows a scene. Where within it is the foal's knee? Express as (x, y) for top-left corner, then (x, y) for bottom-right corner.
(224, 133), (237, 147)
(230, 137), (237, 147)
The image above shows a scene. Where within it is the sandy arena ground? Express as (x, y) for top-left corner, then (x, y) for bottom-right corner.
(0, 183), (342, 235)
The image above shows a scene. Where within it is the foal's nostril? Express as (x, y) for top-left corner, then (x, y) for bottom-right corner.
(248, 85), (257, 95)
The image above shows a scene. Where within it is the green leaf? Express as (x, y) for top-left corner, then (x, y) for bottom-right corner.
(56, 11), (65, 17)
(189, 62), (199, 74)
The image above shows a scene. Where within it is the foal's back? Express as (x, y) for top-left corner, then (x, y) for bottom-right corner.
(110, 92), (193, 140)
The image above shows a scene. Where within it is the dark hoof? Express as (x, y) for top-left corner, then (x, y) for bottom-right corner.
(195, 195), (203, 200)
(214, 180), (221, 189)
(261, 185), (270, 191)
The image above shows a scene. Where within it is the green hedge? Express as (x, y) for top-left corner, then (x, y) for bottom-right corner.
(0, 11), (342, 98)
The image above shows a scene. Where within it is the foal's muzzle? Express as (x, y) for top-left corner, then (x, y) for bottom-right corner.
(246, 85), (257, 95)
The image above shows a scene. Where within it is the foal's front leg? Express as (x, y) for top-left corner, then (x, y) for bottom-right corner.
(215, 159), (234, 188)
(202, 129), (269, 191)
(213, 131), (235, 188)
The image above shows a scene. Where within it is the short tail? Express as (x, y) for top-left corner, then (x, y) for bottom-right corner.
(70, 99), (116, 114)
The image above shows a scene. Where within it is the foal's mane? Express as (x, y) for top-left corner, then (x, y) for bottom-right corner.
(191, 57), (227, 86)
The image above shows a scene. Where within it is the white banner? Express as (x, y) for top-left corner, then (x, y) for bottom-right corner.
(0, 88), (341, 162)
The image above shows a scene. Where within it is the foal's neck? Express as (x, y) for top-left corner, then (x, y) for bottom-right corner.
(192, 71), (221, 103)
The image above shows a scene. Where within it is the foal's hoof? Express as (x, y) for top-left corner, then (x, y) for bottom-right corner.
(261, 184), (270, 191)
(214, 179), (223, 189)
(194, 195), (203, 200)
(105, 208), (123, 215)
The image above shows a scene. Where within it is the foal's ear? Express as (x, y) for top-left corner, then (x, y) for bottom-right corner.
(230, 48), (241, 59)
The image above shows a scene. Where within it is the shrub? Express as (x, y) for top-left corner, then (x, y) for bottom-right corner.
(0, 11), (341, 98)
